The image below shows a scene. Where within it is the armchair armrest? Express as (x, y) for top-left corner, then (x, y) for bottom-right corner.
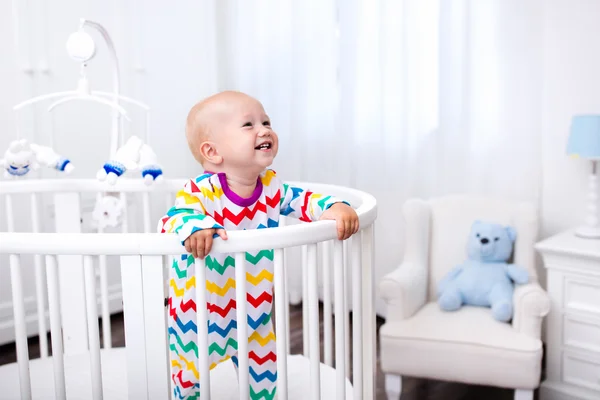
(512, 282), (550, 338)
(380, 198), (431, 323)
(380, 261), (428, 322)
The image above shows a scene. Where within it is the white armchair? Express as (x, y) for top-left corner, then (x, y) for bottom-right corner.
(379, 195), (551, 400)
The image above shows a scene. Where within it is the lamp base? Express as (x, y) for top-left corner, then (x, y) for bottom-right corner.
(574, 225), (600, 239)
(575, 161), (600, 239)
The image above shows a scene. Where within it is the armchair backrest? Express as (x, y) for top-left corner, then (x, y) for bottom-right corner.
(425, 195), (539, 301)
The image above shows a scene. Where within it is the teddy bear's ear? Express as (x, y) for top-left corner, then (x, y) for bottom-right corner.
(472, 220), (482, 228)
(505, 226), (517, 242)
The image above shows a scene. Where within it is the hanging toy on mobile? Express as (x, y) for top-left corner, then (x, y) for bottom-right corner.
(138, 143), (163, 185)
(0, 139), (74, 178)
(96, 135), (164, 185)
(96, 135), (144, 185)
(30, 143), (74, 173)
(0, 140), (38, 177)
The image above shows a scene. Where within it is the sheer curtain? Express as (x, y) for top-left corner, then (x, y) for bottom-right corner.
(213, 0), (544, 315)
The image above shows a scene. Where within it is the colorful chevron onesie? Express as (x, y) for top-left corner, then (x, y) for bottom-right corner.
(158, 169), (349, 400)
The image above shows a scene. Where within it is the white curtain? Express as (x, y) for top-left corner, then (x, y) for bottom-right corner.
(211, 0), (544, 315)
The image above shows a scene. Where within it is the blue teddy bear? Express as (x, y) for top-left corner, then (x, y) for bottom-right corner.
(436, 220), (529, 322)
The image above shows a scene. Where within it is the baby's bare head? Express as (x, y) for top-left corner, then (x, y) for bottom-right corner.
(185, 91), (259, 165)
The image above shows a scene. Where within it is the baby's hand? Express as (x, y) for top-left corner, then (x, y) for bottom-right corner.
(319, 203), (359, 240)
(184, 228), (228, 259)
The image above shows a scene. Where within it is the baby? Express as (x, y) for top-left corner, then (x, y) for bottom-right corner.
(158, 90), (358, 400)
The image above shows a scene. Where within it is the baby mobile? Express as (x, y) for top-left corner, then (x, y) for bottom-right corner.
(5, 18), (164, 229)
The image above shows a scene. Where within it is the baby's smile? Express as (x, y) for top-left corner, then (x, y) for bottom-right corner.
(254, 140), (273, 151)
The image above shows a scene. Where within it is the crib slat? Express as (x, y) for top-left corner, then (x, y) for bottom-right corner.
(5, 193), (15, 231)
(10, 254), (32, 400)
(121, 193), (129, 232)
(33, 253), (48, 354)
(235, 252), (249, 399)
(307, 243), (321, 399)
(343, 240), (350, 378)
(142, 192), (151, 233)
(95, 195), (112, 349)
(54, 193), (88, 354)
(274, 248), (288, 400)
(301, 244), (309, 356)
(4, 191), (26, 392)
(84, 255), (103, 400)
(333, 240), (346, 400)
(280, 218), (290, 355)
(351, 236), (363, 399)
(120, 255), (149, 399)
(283, 248), (291, 355)
(46, 255), (66, 400)
(195, 256), (211, 400)
(361, 225), (376, 399)
(30, 193), (49, 358)
(98, 254), (112, 348)
(6, 195), (32, 399)
(141, 256), (169, 399)
(322, 240), (333, 366)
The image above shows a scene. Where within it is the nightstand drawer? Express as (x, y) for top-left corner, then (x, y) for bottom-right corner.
(562, 351), (600, 392)
(564, 277), (600, 316)
(564, 314), (600, 352)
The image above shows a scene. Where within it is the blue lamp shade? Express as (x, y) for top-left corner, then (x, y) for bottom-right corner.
(567, 115), (600, 160)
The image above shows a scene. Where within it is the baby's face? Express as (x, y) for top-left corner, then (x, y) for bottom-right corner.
(211, 95), (278, 172)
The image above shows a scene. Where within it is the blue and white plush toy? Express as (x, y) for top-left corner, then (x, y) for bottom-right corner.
(138, 143), (163, 185)
(30, 143), (74, 173)
(437, 220), (529, 322)
(0, 139), (38, 177)
(0, 139), (73, 178)
(96, 136), (163, 185)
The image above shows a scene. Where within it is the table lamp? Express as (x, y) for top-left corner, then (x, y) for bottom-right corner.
(567, 115), (600, 239)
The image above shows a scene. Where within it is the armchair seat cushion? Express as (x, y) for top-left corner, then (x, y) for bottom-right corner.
(379, 303), (543, 389)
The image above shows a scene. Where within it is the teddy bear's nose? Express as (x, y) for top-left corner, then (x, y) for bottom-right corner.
(480, 238), (489, 244)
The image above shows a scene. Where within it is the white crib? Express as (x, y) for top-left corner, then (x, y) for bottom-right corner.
(0, 177), (378, 400)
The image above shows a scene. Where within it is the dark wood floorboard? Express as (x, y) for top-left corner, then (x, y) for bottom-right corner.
(0, 304), (540, 399)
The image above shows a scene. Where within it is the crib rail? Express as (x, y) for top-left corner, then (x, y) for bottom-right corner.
(0, 229), (376, 400)
(1, 179), (184, 354)
(0, 180), (377, 400)
(1, 178), (371, 353)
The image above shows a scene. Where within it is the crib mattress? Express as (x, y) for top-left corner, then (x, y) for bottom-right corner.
(0, 349), (353, 399)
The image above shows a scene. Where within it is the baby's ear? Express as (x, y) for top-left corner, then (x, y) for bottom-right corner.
(505, 226), (517, 242)
(200, 142), (222, 164)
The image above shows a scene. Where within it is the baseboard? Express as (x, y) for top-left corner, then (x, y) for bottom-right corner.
(540, 381), (599, 400)
(0, 284), (124, 347)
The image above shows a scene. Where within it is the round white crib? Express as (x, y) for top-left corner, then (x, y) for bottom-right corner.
(0, 177), (378, 400)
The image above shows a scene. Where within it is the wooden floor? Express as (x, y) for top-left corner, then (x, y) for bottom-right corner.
(0, 303), (539, 400)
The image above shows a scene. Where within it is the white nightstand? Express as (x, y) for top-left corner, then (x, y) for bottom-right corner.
(535, 229), (600, 400)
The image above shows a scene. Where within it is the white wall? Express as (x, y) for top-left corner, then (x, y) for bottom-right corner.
(541, 0), (600, 238)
